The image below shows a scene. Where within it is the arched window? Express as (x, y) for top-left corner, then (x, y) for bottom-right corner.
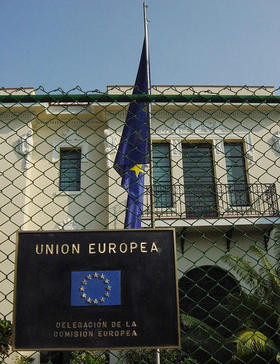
(179, 265), (240, 323)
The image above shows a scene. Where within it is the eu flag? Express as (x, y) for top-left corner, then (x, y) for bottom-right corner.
(71, 271), (121, 306)
(114, 39), (150, 228)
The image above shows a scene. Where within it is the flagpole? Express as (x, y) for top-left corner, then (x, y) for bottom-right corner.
(143, 7), (160, 364)
(143, 2), (155, 230)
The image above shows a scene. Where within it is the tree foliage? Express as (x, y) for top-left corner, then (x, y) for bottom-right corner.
(222, 226), (280, 362)
(0, 319), (12, 358)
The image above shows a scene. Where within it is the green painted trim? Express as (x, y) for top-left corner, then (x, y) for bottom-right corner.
(0, 94), (280, 104)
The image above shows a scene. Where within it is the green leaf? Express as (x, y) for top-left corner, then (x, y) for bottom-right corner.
(181, 313), (224, 341)
(223, 253), (266, 298)
(234, 330), (268, 356)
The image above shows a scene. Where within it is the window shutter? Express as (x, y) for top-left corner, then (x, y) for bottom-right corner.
(224, 142), (249, 206)
(59, 149), (81, 191)
(152, 143), (172, 208)
(182, 143), (217, 217)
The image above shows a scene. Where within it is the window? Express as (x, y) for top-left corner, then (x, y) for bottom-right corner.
(179, 265), (240, 322)
(59, 148), (81, 191)
(182, 143), (217, 217)
(152, 143), (172, 208)
(224, 142), (249, 206)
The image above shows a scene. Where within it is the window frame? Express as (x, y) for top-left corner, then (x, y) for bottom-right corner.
(59, 147), (82, 192)
(182, 141), (218, 218)
(152, 142), (173, 209)
(224, 141), (250, 207)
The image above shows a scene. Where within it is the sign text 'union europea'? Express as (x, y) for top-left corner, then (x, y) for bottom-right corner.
(34, 240), (159, 255)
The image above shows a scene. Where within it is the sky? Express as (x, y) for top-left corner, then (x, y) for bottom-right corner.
(1, 0), (280, 93)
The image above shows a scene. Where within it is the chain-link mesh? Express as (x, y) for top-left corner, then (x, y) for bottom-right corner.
(1, 85), (280, 363)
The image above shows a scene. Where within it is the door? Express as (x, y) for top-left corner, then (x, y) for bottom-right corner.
(182, 143), (217, 217)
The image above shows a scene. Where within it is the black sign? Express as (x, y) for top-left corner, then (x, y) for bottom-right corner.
(13, 229), (180, 350)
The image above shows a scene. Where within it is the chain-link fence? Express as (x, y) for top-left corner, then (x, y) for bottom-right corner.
(1, 85), (280, 364)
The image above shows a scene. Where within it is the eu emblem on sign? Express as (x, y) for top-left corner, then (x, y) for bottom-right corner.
(71, 271), (121, 306)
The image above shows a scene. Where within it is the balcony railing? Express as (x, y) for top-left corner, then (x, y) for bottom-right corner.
(143, 183), (279, 219)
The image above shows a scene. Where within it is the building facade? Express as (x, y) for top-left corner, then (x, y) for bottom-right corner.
(1, 85), (280, 362)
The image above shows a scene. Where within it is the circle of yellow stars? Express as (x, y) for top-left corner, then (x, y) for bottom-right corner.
(79, 272), (111, 305)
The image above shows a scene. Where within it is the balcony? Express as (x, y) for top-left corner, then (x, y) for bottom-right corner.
(143, 183), (279, 220)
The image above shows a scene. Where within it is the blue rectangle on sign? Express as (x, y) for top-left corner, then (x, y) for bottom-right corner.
(71, 271), (121, 306)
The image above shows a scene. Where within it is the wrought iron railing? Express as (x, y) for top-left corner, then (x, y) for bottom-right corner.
(143, 183), (279, 218)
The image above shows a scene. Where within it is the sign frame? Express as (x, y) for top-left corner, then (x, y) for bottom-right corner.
(13, 229), (180, 351)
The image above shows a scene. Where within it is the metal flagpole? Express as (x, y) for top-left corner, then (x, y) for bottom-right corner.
(143, 6), (160, 364)
(143, 2), (155, 231)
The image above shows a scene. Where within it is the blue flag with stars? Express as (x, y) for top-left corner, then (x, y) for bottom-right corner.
(71, 271), (121, 306)
(114, 39), (150, 228)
